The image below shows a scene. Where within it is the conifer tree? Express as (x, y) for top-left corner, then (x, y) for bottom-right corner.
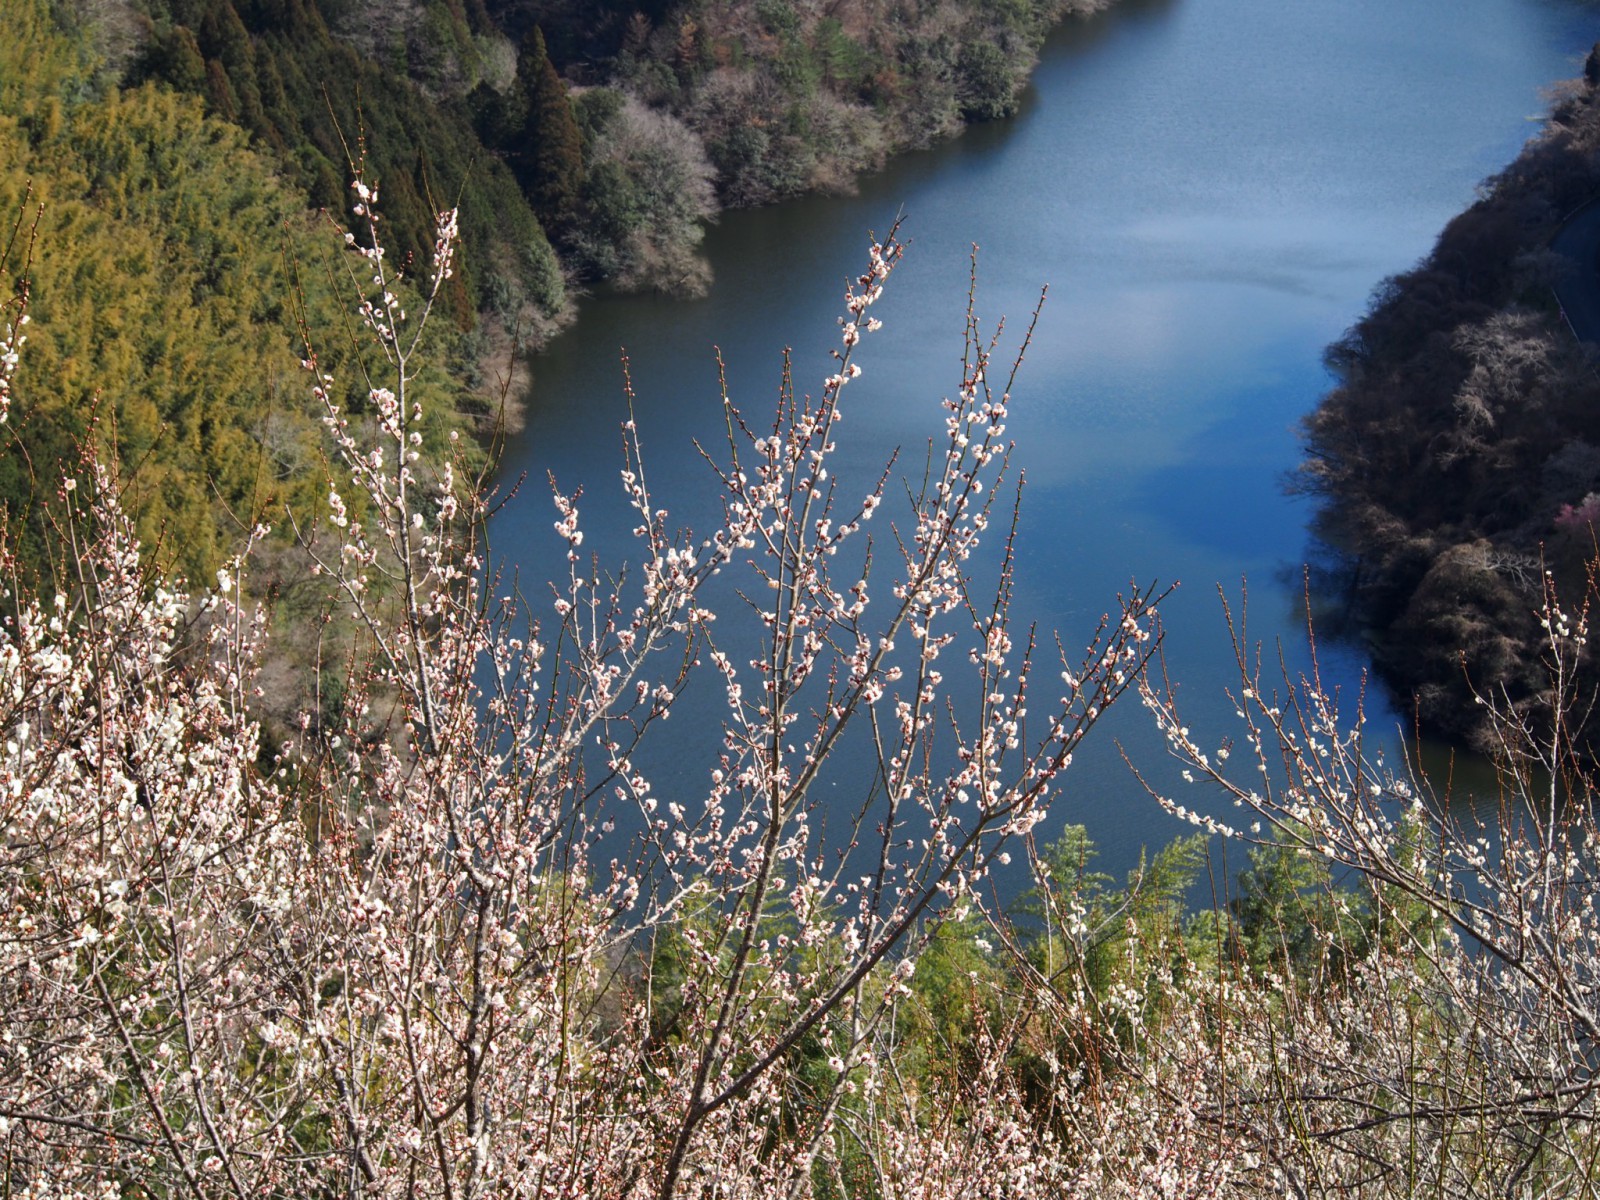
(515, 25), (585, 234)
(147, 26), (208, 93)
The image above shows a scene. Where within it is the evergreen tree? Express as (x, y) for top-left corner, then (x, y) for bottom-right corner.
(144, 26), (208, 93)
(130, 0), (566, 323)
(515, 25), (584, 234)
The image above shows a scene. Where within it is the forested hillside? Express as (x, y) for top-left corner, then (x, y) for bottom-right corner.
(128, 0), (1115, 300)
(490, 0), (1115, 206)
(1303, 50), (1600, 751)
(0, 1), (483, 586)
(131, 0), (568, 323)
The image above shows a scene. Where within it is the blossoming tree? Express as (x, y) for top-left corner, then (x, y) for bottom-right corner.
(0, 171), (1165, 1199)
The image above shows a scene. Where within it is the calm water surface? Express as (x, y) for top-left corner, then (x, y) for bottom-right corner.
(493, 0), (1600, 877)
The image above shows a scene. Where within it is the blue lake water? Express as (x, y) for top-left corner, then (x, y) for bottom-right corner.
(492, 0), (1600, 879)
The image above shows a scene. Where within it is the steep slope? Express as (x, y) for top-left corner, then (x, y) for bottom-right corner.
(0, 1), (477, 583)
(1303, 48), (1600, 750)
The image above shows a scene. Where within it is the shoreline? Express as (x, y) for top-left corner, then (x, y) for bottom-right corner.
(491, 0), (1127, 436)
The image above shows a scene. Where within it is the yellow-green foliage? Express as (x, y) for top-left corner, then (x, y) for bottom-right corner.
(0, 0), (473, 583)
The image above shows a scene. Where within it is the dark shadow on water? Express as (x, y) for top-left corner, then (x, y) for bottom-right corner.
(1293, 532), (1376, 647)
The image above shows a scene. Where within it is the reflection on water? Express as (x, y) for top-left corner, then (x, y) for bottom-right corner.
(494, 0), (1600, 876)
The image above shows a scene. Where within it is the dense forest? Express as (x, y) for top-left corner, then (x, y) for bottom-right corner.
(125, 0), (1115, 304)
(1303, 48), (1600, 752)
(1, 3), (486, 581)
